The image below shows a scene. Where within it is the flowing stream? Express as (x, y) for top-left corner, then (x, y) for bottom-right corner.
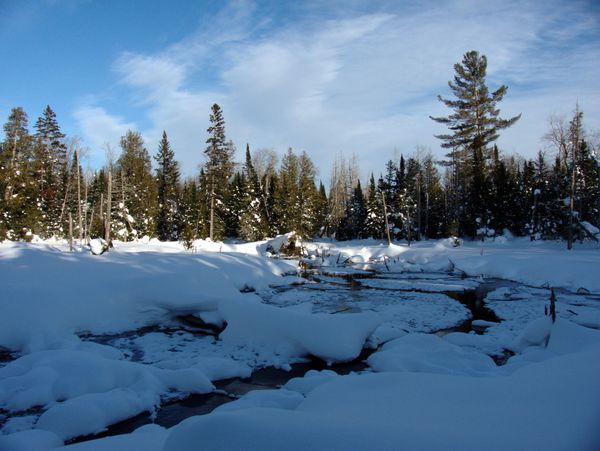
(64, 266), (523, 444)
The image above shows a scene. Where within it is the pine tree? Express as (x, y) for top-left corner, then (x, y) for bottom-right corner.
(404, 157), (422, 242)
(273, 148), (300, 235)
(314, 181), (329, 237)
(239, 144), (268, 241)
(338, 179), (367, 240)
(431, 50), (520, 237)
(578, 140), (600, 227)
(115, 130), (157, 240)
(297, 151), (320, 237)
(421, 154), (445, 239)
(179, 178), (204, 245)
(154, 131), (181, 241)
(35, 105), (67, 236)
(225, 170), (245, 237)
(87, 168), (107, 238)
(364, 173), (385, 239)
(204, 104), (235, 240)
(0, 107), (38, 239)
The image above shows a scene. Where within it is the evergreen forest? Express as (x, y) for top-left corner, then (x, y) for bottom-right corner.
(1, 51), (598, 247)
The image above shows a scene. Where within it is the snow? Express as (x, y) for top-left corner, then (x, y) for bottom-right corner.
(162, 344), (600, 450)
(88, 238), (108, 255)
(0, 241), (293, 352)
(367, 333), (497, 376)
(1, 237), (600, 449)
(0, 347), (213, 440)
(213, 388), (304, 413)
(219, 296), (381, 363)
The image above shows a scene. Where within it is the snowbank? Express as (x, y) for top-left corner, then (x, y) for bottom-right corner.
(163, 343), (600, 450)
(219, 297), (381, 363)
(0, 348), (213, 440)
(0, 242), (292, 352)
(305, 237), (600, 292)
(367, 333), (497, 376)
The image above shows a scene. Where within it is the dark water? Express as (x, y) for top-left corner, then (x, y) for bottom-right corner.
(66, 348), (372, 444)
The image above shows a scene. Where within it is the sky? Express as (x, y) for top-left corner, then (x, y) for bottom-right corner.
(1, 0), (599, 184)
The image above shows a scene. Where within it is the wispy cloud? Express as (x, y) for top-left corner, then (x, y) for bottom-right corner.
(74, 0), (600, 180)
(73, 105), (137, 166)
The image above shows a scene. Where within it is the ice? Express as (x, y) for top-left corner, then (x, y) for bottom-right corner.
(358, 277), (479, 292)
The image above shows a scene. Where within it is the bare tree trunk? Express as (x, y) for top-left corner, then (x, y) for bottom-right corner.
(416, 171), (421, 241)
(58, 167), (72, 230)
(69, 212), (73, 252)
(104, 169), (112, 242)
(407, 205), (412, 247)
(76, 150), (82, 240)
(3, 133), (18, 201)
(209, 177), (215, 240)
(83, 174), (89, 240)
(88, 208), (94, 240)
(99, 192), (104, 237)
(381, 191), (392, 245)
(425, 191), (430, 240)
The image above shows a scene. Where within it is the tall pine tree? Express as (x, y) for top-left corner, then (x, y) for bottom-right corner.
(431, 50), (520, 237)
(204, 104), (235, 240)
(154, 131), (180, 241)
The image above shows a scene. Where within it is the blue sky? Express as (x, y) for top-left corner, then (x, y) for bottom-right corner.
(1, 0), (599, 182)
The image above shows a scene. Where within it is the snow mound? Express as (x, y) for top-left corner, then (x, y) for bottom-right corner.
(0, 429), (62, 451)
(164, 343), (600, 450)
(0, 244), (291, 352)
(219, 297), (381, 363)
(0, 348), (213, 440)
(367, 333), (497, 376)
(283, 370), (340, 396)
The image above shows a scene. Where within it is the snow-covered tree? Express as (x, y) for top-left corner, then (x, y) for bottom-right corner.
(154, 131), (180, 241)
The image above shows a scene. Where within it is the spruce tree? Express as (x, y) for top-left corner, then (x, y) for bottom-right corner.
(0, 107), (38, 239)
(364, 173), (385, 239)
(421, 154), (445, 239)
(297, 151), (320, 237)
(35, 105), (67, 236)
(273, 148), (300, 234)
(239, 144), (268, 241)
(154, 131), (180, 241)
(204, 104), (235, 240)
(314, 181), (329, 237)
(115, 130), (157, 239)
(338, 179), (367, 240)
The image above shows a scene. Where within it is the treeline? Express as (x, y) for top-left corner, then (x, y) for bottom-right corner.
(1, 51), (598, 245)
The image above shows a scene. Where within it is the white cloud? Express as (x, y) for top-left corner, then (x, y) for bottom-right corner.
(73, 105), (136, 166)
(75, 0), (600, 183)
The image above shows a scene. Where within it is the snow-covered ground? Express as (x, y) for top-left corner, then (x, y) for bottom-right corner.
(1, 236), (599, 450)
